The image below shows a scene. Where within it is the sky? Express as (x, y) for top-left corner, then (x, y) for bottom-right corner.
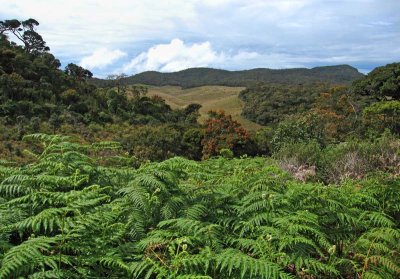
(1, 0), (399, 77)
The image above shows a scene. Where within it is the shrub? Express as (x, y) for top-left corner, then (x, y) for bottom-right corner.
(202, 110), (251, 159)
(274, 140), (322, 182)
(321, 132), (399, 183)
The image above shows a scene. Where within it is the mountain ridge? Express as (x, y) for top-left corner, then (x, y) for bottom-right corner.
(91, 64), (364, 88)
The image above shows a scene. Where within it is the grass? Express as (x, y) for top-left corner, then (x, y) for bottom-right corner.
(145, 85), (263, 131)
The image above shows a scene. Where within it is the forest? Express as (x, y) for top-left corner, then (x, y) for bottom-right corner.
(0, 18), (399, 278)
(90, 65), (363, 89)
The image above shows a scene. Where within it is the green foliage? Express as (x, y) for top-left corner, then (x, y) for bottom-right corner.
(270, 112), (326, 151)
(0, 134), (399, 278)
(239, 83), (373, 129)
(119, 124), (187, 162)
(363, 101), (400, 134)
(91, 65), (363, 88)
(0, 19), (205, 163)
(273, 132), (399, 183)
(320, 134), (400, 183)
(239, 83), (333, 125)
(352, 62), (400, 100)
(274, 140), (322, 167)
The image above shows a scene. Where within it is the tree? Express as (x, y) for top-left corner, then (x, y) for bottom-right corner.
(60, 89), (79, 104)
(65, 63), (93, 81)
(201, 110), (251, 159)
(0, 18), (50, 54)
(0, 72), (27, 100)
(270, 112), (326, 152)
(183, 103), (201, 124)
(106, 73), (128, 94)
(363, 101), (400, 134)
(352, 62), (400, 100)
(131, 84), (148, 100)
(182, 128), (204, 160)
(184, 103), (202, 115)
(313, 91), (358, 141)
(49, 114), (61, 133)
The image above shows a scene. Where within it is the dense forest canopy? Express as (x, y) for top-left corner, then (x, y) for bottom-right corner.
(91, 65), (364, 88)
(239, 83), (376, 127)
(352, 62), (400, 100)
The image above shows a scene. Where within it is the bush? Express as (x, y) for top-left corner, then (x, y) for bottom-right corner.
(274, 140), (322, 181)
(119, 125), (183, 162)
(201, 110), (251, 159)
(253, 127), (274, 155)
(270, 112), (325, 152)
(363, 100), (400, 134)
(321, 132), (399, 183)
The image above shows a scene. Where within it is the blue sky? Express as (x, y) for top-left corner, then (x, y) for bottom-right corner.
(1, 0), (399, 77)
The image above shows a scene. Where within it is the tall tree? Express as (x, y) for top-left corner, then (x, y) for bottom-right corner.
(0, 18), (49, 54)
(65, 63), (93, 81)
(106, 73), (128, 94)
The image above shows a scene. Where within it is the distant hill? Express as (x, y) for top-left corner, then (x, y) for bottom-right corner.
(91, 65), (364, 88)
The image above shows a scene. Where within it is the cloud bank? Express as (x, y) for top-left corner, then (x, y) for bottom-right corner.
(120, 39), (271, 73)
(122, 39), (222, 73)
(1, 0), (399, 76)
(80, 48), (126, 70)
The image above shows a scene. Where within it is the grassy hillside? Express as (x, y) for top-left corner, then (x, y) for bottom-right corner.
(91, 65), (364, 88)
(146, 85), (263, 131)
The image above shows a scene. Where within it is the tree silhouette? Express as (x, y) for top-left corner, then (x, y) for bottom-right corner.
(0, 18), (49, 54)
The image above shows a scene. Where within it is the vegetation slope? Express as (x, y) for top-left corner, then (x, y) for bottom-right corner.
(0, 17), (400, 279)
(0, 134), (399, 279)
(91, 65), (364, 88)
(146, 85), (262, 131)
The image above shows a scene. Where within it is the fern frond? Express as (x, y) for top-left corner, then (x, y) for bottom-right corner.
(359, 211), (395, 228)
(184, 204), (208, 220)
(28, 270), (64, 278)
(14, 207), (71, 233)
(100, 255), (129, 273)
(0, 236), (57, 278)
(215, 248), (291, 279)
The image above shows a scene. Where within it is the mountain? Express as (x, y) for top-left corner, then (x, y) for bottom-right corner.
(91, 65), (364, 88)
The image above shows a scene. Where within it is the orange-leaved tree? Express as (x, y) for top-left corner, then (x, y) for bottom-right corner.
(201, 110), (251, 159)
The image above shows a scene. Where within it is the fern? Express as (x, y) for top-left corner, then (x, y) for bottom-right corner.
(215, 248), (291, 279)
(1, 134), (399, 278)
(0, 236), (58, 278)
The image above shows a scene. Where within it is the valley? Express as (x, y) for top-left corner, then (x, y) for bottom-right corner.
(146, 85), (263, 130)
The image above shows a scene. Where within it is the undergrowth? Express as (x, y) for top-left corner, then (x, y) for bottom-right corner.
(0, 134), (399, 278)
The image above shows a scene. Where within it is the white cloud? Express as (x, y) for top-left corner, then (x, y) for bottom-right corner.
(120, 40), (312, 74)
(79, 48), (127, 70)
(1, 0), (399, 75)
(0, 0), (197, 56)
(122, 39), (224, 73)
